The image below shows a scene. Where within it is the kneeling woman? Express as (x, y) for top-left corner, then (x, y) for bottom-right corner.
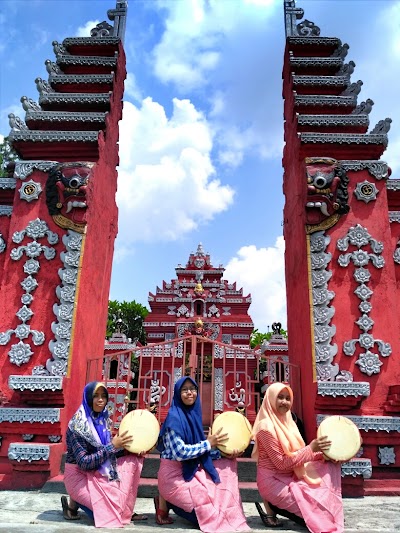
(156, 376), (250, 533)
(63, 381), (144, 528)
(252, 382), (344, 533)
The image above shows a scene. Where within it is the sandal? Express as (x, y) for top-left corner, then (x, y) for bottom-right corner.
(61, 495), (80, 521)
(154, 495), (174, 525)
(255, 502), (282, 528)
(267, 501), (307, 528)
(132, 512), (148, 521)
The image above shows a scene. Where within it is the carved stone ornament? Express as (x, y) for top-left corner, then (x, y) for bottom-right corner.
(317, 381), (370, 397)
(33, 231), (83, 376)
(305, 157), (350, 234)
(337, 224), (390, 375)
(0, 232), (5, 254)
(46, 162), (94, 233)
(48, 435), (62, 443)
(18, 180), (43, 202)
(340, 459), (372, 479)
(0, 219), (58, 364)
(14, 160), (57, 181)
(354, 181), (379, 203)
(389, 211), (400, 223)
(214, 368), (224, 411)
(8, 443), (50, 462)
(393, 241), (400, 264)
(0, 206), (13, 216)
(0, 177), (17, 189)
(8, 375), (63, 391)
(317, 413), (400, 432)
(341, 160), (389, 180)
(378, 447), (395, 465)
(0, 408), (60, 424)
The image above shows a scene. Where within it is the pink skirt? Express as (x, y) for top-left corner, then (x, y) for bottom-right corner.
(158, 458), (250, 533)
(257, 460), (344, 533)
(64, 454), (143, 528)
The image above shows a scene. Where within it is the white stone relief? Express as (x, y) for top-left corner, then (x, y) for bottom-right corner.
(0, 219), (58, 365)
(337, 224), (390, 375)
(8, 443), (50, 462)
(378, 447), (395, 465)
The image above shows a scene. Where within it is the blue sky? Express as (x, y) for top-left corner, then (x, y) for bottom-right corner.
(1, 0), (399, 333)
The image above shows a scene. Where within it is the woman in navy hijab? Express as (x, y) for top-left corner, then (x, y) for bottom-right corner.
(155, 376), (250, 533)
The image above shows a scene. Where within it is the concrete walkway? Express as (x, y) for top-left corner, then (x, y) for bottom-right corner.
(0, 492), (398, 532)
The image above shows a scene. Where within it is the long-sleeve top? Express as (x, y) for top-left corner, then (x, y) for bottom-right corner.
(160, 428), (221, 461)
(65, 427), (123, 471)
(256, 428), (323, 473)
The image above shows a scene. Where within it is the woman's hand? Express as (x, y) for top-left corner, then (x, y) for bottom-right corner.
(225, 448), (242, 459)
(207, 427), (229, 448)
(310, 435), (332, 453)
(112, 430), (134, 449)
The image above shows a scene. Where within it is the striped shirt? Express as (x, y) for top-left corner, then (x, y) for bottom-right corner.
(256, 429), (323, 472)
(65, 428), (122, 471)
(160, 428), (221, 461)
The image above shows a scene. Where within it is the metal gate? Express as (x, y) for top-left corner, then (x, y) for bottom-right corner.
(86, 335), (301, 430)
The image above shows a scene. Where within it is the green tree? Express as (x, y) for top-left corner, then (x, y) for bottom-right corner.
(250, 327), (287, 349)
(0, 137), (18, 177)
(107, 300), (149, 345)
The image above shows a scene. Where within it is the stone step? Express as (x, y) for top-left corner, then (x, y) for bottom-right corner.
(364, 479), (400, 496)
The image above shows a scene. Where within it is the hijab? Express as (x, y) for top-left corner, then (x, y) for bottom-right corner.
(158, 376), (220, 483)
(252, 382), (321, 485)
(68, 381), (116, 480)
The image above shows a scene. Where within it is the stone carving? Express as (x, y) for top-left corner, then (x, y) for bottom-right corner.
(393, 241), (400, 264)
(45, 59), (63, 75)
(0, 206), (13, 216)
(46, 162), (94, 233)
(48, 435), (62, 443)
(33, 231), (83, 376)
(0, 219), (58, 365)
(8, 375), (63, 391)
(0, 232), (5, 253)
(22, 434), (34, 441)
(305, 157), (350, 234)
(214, 368), (224, 411)
(389, 212), (400, 223)
(90, 21), (113, 37)
(310, 232), (339, 382)
(331, 43), (349, 60)
(297, 19), (320, 37)
(341, 459), (372, 479)
(8, 113), (28, 131)
(317, 381), (370, 397)
(0, 408), (60, 424)
(337, 225), (390, 375)
(378, 447), (395, 465)
(18, 180), (43, 202)
(14, 161), (57, 181)
(20, 96), (41, 112)
(8, 444), (50, 462)
(341, 160), (389, 180)
(52, 41), (69, 56)
(354, 181), (379, 203)
(336, 61), (356, 77)
(341, 80), (363, 97)
(351, 99), (374, 115)
(370, 118), (392, 135)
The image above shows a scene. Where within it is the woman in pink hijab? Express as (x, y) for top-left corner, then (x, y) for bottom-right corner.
(252, 382), (344, 532)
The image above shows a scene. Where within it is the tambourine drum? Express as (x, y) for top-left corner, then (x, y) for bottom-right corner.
(317, 415), (361, 461)
(211, 411), (252, 456)
(119, 409), (160, 454)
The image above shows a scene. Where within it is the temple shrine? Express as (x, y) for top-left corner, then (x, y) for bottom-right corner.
(0, 0), (399, 498)
(282, 0), (400, 495)
(0, 2), (128, 489)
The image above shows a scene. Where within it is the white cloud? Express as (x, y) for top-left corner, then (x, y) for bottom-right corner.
(115, 97), (234, 246)
(124, 73), (143, 103)
(75, 20), (100, 38)
(224, 238), (286, 332)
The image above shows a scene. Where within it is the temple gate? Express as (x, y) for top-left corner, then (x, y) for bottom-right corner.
(0, 2), (127, 489)
(283, 1), (400, 495)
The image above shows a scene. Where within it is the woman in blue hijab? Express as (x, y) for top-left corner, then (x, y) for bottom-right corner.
(155, 376), (250, 533)
(62, 381), (145, 528)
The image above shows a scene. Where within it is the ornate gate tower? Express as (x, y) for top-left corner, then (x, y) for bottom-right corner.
(0, 2), (127, 489)
(282, 1), (400, 495)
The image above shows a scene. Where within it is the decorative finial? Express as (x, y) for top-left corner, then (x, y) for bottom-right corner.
(107, 1), (128, 44)
(284, 0), (304, 37)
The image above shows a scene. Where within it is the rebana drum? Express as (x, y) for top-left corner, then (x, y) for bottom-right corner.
(211, 411), (252, 456)
(119, 409), (160, 454)
(317, 415), (361, 461)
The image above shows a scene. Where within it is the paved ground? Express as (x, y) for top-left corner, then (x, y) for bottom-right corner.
(0, 492), (399, 532)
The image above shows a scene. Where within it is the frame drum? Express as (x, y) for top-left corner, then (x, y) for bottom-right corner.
(317, 415), (361, 461)
(211, 411), (252, 456)
(119, 409), (160, 454)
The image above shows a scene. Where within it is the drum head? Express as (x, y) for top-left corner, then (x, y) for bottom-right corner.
(211, 411), (252, 456)
(119, 409), (160, 454)
(317, 415), (361, 461)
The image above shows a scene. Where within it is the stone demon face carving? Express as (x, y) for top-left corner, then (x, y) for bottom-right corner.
(46, 162), (94, 233)
(305, 157), (350, 233)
